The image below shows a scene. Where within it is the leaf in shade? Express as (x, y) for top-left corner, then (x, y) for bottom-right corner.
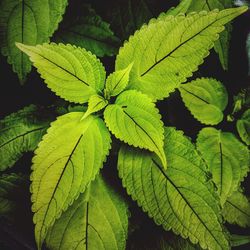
(237, 109), (250, 145)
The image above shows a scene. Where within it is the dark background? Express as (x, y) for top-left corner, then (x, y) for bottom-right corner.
(0, 0), (250, 249)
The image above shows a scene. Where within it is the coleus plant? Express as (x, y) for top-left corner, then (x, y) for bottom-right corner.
(0, 0), (250, 250)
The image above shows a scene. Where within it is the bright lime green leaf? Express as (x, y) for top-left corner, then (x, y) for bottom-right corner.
(0, 173), (28, 216)
(0, 0), (67, 84)
(223, 191), (250, 227)
(179, 78), (228, 125)
(196, 127), (249, 205)
(53, 4), (120, 57)
(46, 174), (128, 250)
(118, 127), (229, 250)
(116, 7), (247, 100)
(237, 109), (250, 145)
(104, 63), (133, 99)
(82, 95), (108, 120)
(187, 0), (233, 70)
(16, 43), (106, 104)
(31, 112), (111, 249)
(231, 234), (250, 247)
(0, 105), (53, 171)
(104, 90), (166, 168)
(165, 0), (192, 16)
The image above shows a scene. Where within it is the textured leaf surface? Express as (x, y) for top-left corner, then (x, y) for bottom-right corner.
(116, 7), (247, 100)
(104, 63), (133, 99)
(31, 112), (111, 248)
(237, 109), (250, 145)
(16, 43), (106, 104)
(196, 127), (249, 205)
(118, 127), (229, 250)
(0, 174), (28, 216)
(104, 90), (166, 167)
(82, 95), (108, 120)
(179, 78), (228, 125)
(230, 234), (250, 247)
(165, 0), (192, 16)
(187, 0), (233, 70)
(0, 0), (66, 83)
(0, 105), (52, 171)
(223, 191), (250, 227)
(46, 174), (128, 250)
(54, 4), (120, 57)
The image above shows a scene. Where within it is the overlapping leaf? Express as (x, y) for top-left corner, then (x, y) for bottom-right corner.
(53, 4), (120, 57)
(46, 174), (128, 250)
(104, 90), (166, 167)
(0, 0), (67, 83)
(237, 109), (250, 145)
(0, 173), (28, 216)
(31, 112), (111, 249)
(165, 0), (192, 16)
(196, 127), (249, 205)
(187, 0), (233, 70)
(16, 43), (106, 104)
(179, 78), (228, 125)
(118, 127), (229, 250)
(116, 6), (247, 100)
(0, 105), (53, 171)
(222, 191), (250, 227)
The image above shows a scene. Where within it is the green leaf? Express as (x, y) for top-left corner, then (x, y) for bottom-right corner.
(196, 127), (250, 205)
(116, 7), (247, 101)
(187, 0), (233, 70)
(230, 234), (250, 247)
(53, 4), (120, 57)
(0, 173), (28, 216)
(46, 174), (128, 250)
(179, 78), (228, 125)
(165, 0), (192, 16)
(104, 90), (166, 168)
(104, 63), (133, 99)
(222, 191), (250, 227)
(82, 95), (108, 120)
(16, 43), (106, 104)
(237, 109), (250, 145)
(118, 127), (229, 250)
(0, 0), (67, 83)
(31, 112), (111, 249)
(0, 105), (52, 171)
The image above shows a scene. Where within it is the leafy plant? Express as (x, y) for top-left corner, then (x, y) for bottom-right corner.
(0, 1), (250, 250)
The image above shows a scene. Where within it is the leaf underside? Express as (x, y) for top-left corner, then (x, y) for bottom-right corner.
(196, 127), (250, 205)
(116, 7), (246, 101)
(118, 127), (229, 250)
(46, 174), (128, 250)
(31, 112), (111, 248)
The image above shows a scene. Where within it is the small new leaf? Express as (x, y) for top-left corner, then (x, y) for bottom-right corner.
(196, 127), (250, 205)
(118, 127), (229, 250)
(46, 174), (128, 250)
(16, 43), (106, 104)
(104, 63), (133, 99)
(31, 112), (111, 249)
(116, 6), (247, 100)
(82, 95), (108, 120)
(104, 90), (166, 168)
(237, 109), (250, 145)
(223, 191), (250, 227)
(179, 78), (228, 125)
(0, 105), (52, 171)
